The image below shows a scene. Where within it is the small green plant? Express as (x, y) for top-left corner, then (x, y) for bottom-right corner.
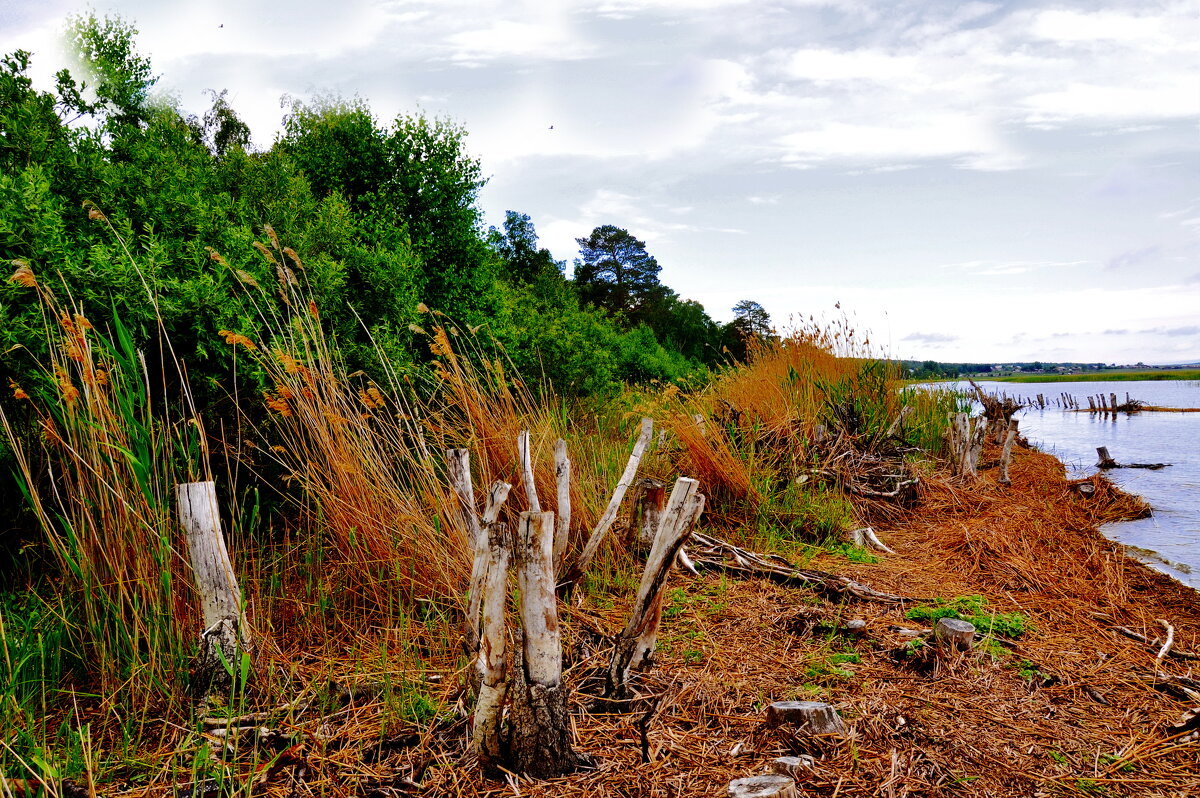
(904, 595), (1027, 638)
(682, 649), (704, 665)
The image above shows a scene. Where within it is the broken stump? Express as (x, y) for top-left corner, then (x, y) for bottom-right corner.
(934, 617), (976, 653)
(728, 774), (797, 798)
(765, 701), (845, 735)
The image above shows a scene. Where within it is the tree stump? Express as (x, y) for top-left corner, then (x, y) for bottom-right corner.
(765, 701), (845, 735)
(728, 774), (797, 797)
(509, 511), (590, 777)
(635, 478), (666, 549)
(471, 522), (511, 772)
(998, 419), (1019, 485)
(1096, 446), (1118, 470)
(934, 617), (976, 653)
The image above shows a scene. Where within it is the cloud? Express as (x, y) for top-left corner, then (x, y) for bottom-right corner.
(941, 259), (1089, 276)
(1105, 245), (1161, 271)
(902, 332), (959, 344)
(1163, 325), (1200, 337)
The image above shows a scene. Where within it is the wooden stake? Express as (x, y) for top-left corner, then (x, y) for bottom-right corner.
(567, 417), (653, 588)
(518, 430), (541, 513)
(178, 481), (245, 691)
(553, 438), (571, 571)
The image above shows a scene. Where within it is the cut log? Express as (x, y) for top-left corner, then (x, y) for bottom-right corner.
(472, 522), (511, 771)
(608, 478), (704, 697)
(765, 701), (845, 735)
(565, 417), (654, 589)
(998, 419), (1019, 485)
(178, 481), (245, 692)
(934, 617), (976, 653)
(553, 439), (571, 571)
(518, 430), (541, 513)
(510, 511), (589, 776)
(728, 775), (797, 797)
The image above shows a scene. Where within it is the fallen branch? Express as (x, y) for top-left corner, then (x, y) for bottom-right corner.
(688, 532), (917, 604)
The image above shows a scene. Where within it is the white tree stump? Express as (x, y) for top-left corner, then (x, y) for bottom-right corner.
(472, 522), (511, 771)
(765, 701), (845, 735)
(510, 511), (589, 776)
(178, 481), (245, 690)
(934, 617), (976, 653)
(728, 774), (797, 797)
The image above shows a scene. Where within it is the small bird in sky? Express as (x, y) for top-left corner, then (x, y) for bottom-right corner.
(548, 125), (554, 130)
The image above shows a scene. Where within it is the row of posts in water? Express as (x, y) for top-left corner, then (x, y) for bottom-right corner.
(986, 390), (1141, 416)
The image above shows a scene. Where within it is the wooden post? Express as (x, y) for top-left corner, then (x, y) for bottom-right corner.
(178, 481), (245, 690)
(552, 438), (571, 571)
(608, 478), (703, 698)
(472, 522), (511, 771)
(998, 419), (1018, 485)
(1110, 393), (1118, 412)
(518, 430), (540, 513)
(567, 417), (653, 588)
(635, 478), (666, 549)
(510, 511), (589, 776)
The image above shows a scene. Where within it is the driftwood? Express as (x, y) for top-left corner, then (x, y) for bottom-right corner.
(728, 775), (797, 797)
(510, 511), (591, 776)
(565, 417), (654, 589)
(178, 481), (246, 691)
(688, 531), (916, 604)
(608, 478), (705, 698)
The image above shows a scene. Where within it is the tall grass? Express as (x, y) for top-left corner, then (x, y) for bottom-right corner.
(2, 267), (202, 700)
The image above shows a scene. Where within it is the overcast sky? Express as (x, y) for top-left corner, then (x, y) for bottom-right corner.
(3, 0), (1198, 364)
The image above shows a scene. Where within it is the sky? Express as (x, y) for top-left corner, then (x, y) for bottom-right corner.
(2, 0), (1198, 365)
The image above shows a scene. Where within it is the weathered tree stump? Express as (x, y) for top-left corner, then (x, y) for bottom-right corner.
(553, 438), (571, 570)
(728, 775), (797, 797)
(998, 419), (1019, 485)
(635, 478), (666, 549)
(765, 701), (845, 735)
(607, 478), (704, 698)
(510, 511), (590, 776)
(934, 617), (976, 653)
(178, 481), (246, 692)
(472, 522), (511, 772)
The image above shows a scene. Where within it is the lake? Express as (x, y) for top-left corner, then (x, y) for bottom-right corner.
(964, 379), (1200, 589)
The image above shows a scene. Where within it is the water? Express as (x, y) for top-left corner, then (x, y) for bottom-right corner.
(965, 380), (1200, 588)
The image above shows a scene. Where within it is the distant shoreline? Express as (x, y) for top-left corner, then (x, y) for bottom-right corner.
(987, 369), (1200, 383)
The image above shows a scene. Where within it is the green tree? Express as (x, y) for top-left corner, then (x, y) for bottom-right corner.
(491, 210), (563, 284)
(64, 14), (158, 128)
(573, 225), (663, 323)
